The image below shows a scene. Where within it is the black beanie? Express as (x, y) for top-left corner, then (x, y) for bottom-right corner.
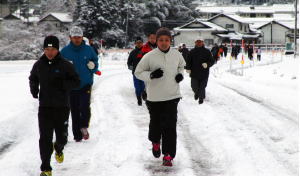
(135, 36), (143, 42)
(43, 36), (59, 50)
(156, 27), (172, 40)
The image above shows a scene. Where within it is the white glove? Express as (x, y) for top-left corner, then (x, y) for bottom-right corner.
(87, 61), (95, 70)
(186, 70), (191, 74)
(202, 63), (208, 69)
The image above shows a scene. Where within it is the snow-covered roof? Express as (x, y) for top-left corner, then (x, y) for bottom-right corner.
(9, 14), (39, 23)
(3, 14), (21, 20)
(200, 21), (228, 31)
(196, 4), (295, 14)
(276, 21), (298, 29)
(217, 32), (243, 40)
(209, 14), (249, 24)
(39, 13), (73, 23)
(5, 9), (39, 23)
(21, 16), (40, 23)
(173, 19), (227, 32)
(273, 13), (294, 20)
(216, 32), (260, 40)
(13, 9), (35, 16)
(257, 20), (298, 30)
(243, 17), (273, 30)
(273, 4), (295, 13)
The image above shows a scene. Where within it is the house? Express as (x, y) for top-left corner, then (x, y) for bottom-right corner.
(173, 19), (227, 47)
(208, 14), (250, 33)
(172, 14), (264, 46)
(38, 13), (73, 32)
(195, 4), (295, 19)
(257, 20), (298, 44)
(208, 13), (260, 43)
(3, 13), (21, 20)
(3, 9), (39, 24)
(215, 32), (260, 44)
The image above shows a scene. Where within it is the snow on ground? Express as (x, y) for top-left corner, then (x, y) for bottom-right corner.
(0, 50), (298, 176)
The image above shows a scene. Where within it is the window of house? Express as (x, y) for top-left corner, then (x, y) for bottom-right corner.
(226, 24), (234, 28)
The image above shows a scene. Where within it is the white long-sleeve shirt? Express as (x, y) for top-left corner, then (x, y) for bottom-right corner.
(135, 48), (186, 102)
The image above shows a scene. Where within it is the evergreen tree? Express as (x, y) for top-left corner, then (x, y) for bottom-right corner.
(73, 0), (81, 21)
(143, 0), (196, 31)
(75, 0), (198, 47)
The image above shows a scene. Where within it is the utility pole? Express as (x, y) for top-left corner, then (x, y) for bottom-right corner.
(125, 4), (129, 48)
(0, 0), (2, 18)
(294, 0), (298, 58)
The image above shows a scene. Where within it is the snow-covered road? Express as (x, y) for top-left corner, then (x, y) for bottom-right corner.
(0, 53), (298, 176)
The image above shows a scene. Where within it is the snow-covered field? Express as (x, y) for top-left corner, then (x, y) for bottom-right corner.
(0, 51), (298, 176)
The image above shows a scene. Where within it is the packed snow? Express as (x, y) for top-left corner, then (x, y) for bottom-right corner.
(0, 50), (298, 176)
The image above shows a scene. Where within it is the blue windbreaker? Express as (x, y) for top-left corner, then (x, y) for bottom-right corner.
(61, 41), (99, 89)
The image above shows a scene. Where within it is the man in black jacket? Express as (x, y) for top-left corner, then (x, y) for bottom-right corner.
(29, 36), (80, 176)
(127, 37), (145, 106)
(186, 38), (214, 104)
(248, 45), (254, 60)
(89, 38), (99, 55)
(211, 43), (220, 63)
(181, 44), (189, 64)
(223, 43), (228, 57)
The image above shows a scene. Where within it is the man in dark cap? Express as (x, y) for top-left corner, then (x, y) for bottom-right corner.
(29, 35), (80, 176)
(127, 36), (145, 105)
(186, 38), (214, 104)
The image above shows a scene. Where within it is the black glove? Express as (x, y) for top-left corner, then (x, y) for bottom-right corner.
(128, 65), (133, 70)
(150, 68), (164, 79)
(175, 73), (183, 83)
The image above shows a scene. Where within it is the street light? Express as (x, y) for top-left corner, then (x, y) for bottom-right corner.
(294, 0), (298, 58)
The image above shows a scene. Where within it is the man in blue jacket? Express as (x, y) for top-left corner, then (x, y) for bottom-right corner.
(127, 37), (144, 106)
(61, 26), (99, 142)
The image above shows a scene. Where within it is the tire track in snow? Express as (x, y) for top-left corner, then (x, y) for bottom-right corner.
(0, 142), (14, 158)
(0, 103), (37, 160)
(77, 69), (150, 176)
(218, 83), (298, 124)
(177, 108), (226, 176)
(56, 66), (131, 176)
(204, 81), (298, 176)
(119, 81), (196, 175)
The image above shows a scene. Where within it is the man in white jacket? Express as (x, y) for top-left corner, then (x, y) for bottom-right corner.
(135, 27), (186, 167)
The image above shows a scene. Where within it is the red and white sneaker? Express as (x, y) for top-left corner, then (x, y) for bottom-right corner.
(80, 128), (89, 140)
(162, 154), (173, 167)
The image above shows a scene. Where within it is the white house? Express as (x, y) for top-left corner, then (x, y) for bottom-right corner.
(3, 8), (39, 24)
(208, 14), (250, 33)
(38, 13), (73, 32)
(196, 4), (295, 19)
(207, 13), (261, 43)
(257, 20), (298, 44)
(173, 19), (227, 47)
